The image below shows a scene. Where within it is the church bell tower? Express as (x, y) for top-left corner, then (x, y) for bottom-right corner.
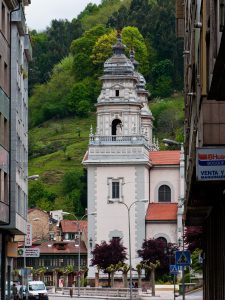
(83, 31), (158, 280)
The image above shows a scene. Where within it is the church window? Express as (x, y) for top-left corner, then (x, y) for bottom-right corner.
(156, 237), (167, 246)
(158, 185), (171, 202)
(115, 90), (119, 96)
(107, 177), (124, 202)
(112, 181), (120, 199)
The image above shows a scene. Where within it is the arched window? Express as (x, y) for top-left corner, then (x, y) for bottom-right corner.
(156, 237), (167, 247)
(158, 185), (171, 202)
(111, 119), (122, 136)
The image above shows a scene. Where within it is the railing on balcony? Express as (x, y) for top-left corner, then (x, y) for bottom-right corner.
(89, 135), (159, 151)
(24, 34), (32, 61)
(11, 7), (26, 35)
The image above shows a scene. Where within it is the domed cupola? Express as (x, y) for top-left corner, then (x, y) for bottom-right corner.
(103, 31), (135, 76)
(129, 49), (154, 141)
(91, 30), (158, 149)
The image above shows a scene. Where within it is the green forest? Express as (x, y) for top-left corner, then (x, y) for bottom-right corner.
(28, 0), (184, 216)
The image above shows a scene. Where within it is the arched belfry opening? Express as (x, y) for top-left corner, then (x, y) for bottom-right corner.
(112, 119), (122, 136)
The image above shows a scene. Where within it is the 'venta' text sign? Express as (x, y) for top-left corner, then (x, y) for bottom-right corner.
(196, 148), (225, 181)
(25, 223), (32, 246)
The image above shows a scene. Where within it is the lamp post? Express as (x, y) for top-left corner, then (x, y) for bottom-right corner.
(62, 211), (96, 297)
(110, 199), (148, 300)
(162, 138), (183, 150)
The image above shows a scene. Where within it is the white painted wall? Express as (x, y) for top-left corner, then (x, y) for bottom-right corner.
(146, 223), (177, 244)
(150, 167), (180, 203)
(94, 164), (149, 268)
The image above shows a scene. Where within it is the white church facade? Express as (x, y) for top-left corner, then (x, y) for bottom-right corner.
(83, 32), (184, 280)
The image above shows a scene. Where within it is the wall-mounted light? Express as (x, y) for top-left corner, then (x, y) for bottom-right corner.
(194, 22), (202, 28)
(187, 92), (196, 96)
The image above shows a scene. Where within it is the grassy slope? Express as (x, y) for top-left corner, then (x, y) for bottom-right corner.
(29, 114), (96, 195)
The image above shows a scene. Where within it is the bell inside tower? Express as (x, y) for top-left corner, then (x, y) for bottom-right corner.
(112, 119), (122, 136)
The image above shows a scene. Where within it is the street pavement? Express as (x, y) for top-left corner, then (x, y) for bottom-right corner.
(49, 288), (203, 300)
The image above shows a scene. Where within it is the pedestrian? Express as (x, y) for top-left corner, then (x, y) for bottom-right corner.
(70, 287), (73, 298)
(12, 284), (18, 300)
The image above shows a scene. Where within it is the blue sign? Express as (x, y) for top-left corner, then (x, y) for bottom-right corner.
(170, 265), (179, 275)
(175, 250), (191, 266)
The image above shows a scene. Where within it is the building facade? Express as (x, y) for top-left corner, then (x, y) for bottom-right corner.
(0, 0), (31, 298)
(83, 33), (184, 281)
(180, 0), (225, 299)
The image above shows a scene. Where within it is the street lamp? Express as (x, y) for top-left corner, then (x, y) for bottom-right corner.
(62, 211), (96, 297)
(109, 199), (148, 300)
(27, 175), (39, 181)
(162, 138), (184, 151)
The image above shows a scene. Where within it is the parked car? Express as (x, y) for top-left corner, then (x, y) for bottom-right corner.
(28, 281), (48, 300)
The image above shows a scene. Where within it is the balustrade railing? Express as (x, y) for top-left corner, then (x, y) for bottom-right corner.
(89, 135), (159, 150)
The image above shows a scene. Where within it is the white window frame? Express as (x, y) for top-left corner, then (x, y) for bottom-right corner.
(107, 177), (124, 202)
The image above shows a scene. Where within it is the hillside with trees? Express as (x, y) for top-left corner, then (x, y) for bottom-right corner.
(28, 0), (184, 215)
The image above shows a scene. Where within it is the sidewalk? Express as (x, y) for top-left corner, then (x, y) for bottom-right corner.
(140, 291), (176, 300)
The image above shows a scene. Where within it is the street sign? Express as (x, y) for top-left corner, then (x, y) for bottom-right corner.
(170, 264), (179, 275)
(17, 248), (40, 257)
(175, 250), (191, 266)
(25, 223), (32, 246)
(196, 148), (225, 181)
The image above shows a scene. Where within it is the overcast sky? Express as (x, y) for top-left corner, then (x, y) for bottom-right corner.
(25, 0), (102, 31)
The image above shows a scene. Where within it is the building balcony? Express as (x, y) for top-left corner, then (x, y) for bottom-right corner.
(0, 201), (9, 224)
(4, 0), (18, 10)
(89, 135), (158, 151)
(24, 34), (32, 61)
(11, 7), (26, 35)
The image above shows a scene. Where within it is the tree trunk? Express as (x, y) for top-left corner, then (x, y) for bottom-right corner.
(110, 272), (115, 288)
(53, 271), (57, 288)
(95, 272), (99, 287)
(150, 269), (155, 296)
(81, 272), (84, 287)
(138, 273), (142, 288)
(108, 273), (111, 287)
(123, 273), (128, 288)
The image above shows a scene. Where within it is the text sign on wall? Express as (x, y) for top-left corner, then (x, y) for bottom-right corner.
(18, 248), (40, 257)
(196, 148), (225, 181)
(25, 223), (32, 246)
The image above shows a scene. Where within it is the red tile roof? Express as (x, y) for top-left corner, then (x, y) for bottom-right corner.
(146, 203), (178, 221)
(149, 151), (180, 165)
(60, 220), (87, 234)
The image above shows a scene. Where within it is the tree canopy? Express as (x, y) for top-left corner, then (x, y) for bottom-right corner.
(91, 238), (127, 272)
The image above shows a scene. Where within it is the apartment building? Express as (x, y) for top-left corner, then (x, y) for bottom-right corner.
(0, 0), (31, 298)
(176, 0), (225, 299)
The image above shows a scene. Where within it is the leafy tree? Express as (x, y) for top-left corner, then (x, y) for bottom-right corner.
(28, 181), (56, 208)
(29, 56), (75, 127)
(138, 239), (177, 279)
(91, 26), (150, 76)
(67, 78), (100, 115)
(191, 249), (203, 273)
(62, 170), (87, 216)
(150, 59), (174, 97)
(29, 19), (83, 94)
(184, 226), (203, 252)
(70, 24), (109, 81)
(80, 0), (130, 31)
(91, 238), (127, 286)
(149, 97), (184, 143)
